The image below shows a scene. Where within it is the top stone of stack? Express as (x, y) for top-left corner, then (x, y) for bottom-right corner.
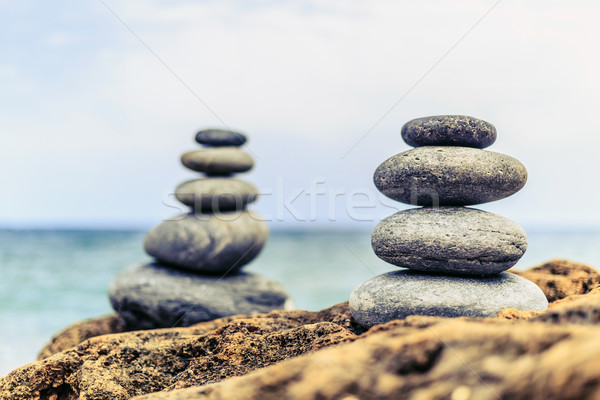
(402, 115), (496, 149)
(183, 128), (253, 176)
(374, 115), (526, 206)
(195, 129), (248, 147)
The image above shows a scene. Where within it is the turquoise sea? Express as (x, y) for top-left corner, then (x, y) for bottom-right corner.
(1, 228), (600, 375)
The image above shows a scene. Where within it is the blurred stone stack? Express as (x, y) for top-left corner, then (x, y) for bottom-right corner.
(350, 115), (548, 327)
(109, 129), (291, 329)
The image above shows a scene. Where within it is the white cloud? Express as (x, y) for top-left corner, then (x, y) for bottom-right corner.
(1, 0), (599, 225)
(46, 32), (77, 47)
(0, 64), (17, 79)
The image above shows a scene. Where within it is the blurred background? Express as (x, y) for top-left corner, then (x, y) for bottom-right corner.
(1, 0), (599, 374)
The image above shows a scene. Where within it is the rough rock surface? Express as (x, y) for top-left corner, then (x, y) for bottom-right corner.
(3, 260), (598, 400)
(371, 207), (527, 274)
(512, 259), (600, 302)
(37, 303), (366, 362)
(349, 270), (547, 326)
(174, 179), (258, 212)
(144, 212), (268, 273)
(109, 263), (292, 329)
(498, 281), (600, 324)
(181, 149), (254, 176)
(373, 146), (527, 206)
(37, 315), (127, 360)
(401, 115), (497, 148)
(134, 315), (600, 400)
(2, 305), (360, 400)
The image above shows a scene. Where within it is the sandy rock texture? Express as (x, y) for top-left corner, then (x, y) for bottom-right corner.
(37, 315), (127, 361)
(135, 316), (600, 400)
(512, 259), (600, 302)
(1, 259), (598, 400)
(2, 305), (360, 400)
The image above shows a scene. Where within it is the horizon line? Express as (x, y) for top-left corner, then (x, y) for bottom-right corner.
(0, 220), (599, 234)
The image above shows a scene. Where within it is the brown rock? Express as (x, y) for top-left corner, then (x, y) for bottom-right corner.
(132, 317), (600, 400)
(534, 291), (600, 325)
(4, 260), (600, 400)
(36, 303), (365, 361)
(495, 308), (539, 320)
(3, 294), (600, 400)
(1, 305), (357, 400)
(38, 315), (127, 360)
(512, 259), (600, 302)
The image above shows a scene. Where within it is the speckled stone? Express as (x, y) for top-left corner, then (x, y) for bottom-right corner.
(144, 211), (268, 273)
(109, 263), (292, 329)
(175, 178), (259, 212)
(373, 147), (527, 206)
(181, 148), (254, 176)
(195, 129), (247, 147)
(401, 115), (496, 148)
(349, 270), (548, 327)
(371, 207), (527, 275)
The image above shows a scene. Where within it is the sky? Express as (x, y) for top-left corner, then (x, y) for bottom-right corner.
(0, 0), (599, 230)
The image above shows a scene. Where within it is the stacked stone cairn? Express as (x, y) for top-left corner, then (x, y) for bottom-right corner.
(109, 129), (292, 330)
(349, 115), (548, 327)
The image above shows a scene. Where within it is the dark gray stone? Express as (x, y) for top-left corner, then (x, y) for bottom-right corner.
(374, 147), (527, 206)
(109, 263), (292, 329)
(181, 148), (254, 176)
(402, 115), (496, 148)
(144, 211), (268, 273)
(195, 129), (247, 147)
(175, 178), (259, 212)
(372, 207), (527, 275)
(349, 270), (548, 327)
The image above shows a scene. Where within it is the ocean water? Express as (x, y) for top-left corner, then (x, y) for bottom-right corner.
(1, 228), (600, 375)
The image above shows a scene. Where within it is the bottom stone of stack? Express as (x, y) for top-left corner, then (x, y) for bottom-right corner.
(349, 270), (548, 327)
(109, 263), (293, 330)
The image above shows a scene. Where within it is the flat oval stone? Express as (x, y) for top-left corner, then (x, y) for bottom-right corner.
(175, 178), (259, 212)
(371, 207), (527, 275)
(402, 115), (496, 148)
(144, 211), (268, 273)
(109, 263), (292, 329)
(374, 147), (527, 206)
(349, 270), (548, 327)
(181, 148), (254, 176)
(195, 129), (247, 147)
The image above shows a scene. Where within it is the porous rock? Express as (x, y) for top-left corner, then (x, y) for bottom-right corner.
(6, 261), (598, 400)
(512, 259), (600, 302)
(1, 304), (359, 400)
(38, 315), (126, 360)
(133, 313), (600, 400)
